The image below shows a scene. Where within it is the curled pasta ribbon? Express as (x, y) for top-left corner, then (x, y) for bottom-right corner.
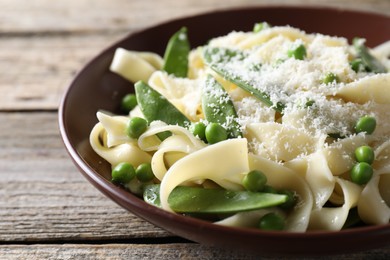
(89, 123), (151, 168)
(138, 121), (205, 152)
(305, 151), (336, 209)
(151, 135), (201, 181)
(358, 140), (390, 224)
(110, 48), (163, 83)
(322, 134), (366, 176)
(148, 71), (203, 121)
(138, 121), (206, 180)
(159, 138), (249, 213)
(96, 111), (133, 147)
(309, 177), (362, 231)
(248, 154), (313, 232)
(215, 209), (284, 229)
(358, 169), (390, 225)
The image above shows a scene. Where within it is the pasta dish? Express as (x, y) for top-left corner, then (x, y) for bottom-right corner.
(89, 23), (390, 232)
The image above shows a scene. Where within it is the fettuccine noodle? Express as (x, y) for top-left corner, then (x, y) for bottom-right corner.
(90, 24), (390, 232)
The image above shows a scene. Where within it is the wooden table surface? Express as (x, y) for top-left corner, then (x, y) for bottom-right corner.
(0, 0), (389, 259)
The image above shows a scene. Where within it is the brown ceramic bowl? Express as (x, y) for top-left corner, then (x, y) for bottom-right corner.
(59, 6), (390, 256)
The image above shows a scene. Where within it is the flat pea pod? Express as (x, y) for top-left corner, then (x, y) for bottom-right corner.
(203, 46), (247, 64)
(253, 22), (271, 33)
(211, 65), (285, 112)
(134, 81), (190, 127)
(162, 27), (190, 77)
(202, 75), (242, 138)
(353, 38), (387, 74)
(287, 44), (306, 60)
(144, 184), (288, 214)
(203, 47), (285, 113)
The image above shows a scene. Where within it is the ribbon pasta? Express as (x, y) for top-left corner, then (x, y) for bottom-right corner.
(90, 24), (390, 232)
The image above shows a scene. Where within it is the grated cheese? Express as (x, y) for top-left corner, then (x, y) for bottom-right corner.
(201, 27), (390, 159)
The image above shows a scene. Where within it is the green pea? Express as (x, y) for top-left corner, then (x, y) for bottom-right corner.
(111, 162), (136, 184)
(126, 117), (148, 139)
(205, 123), (227, 144)
(278, 190), (297, 210)
(287, 44), (306, 60)
(355, 116), (376, 134)
(253, 22), (271, 33)
(258, 213), (285, 231)
(322, 72), (339, 84)
(353, 38), (387, 74)
(189, 122), (207, 142)
(355, 146), (375, 164)
(350, 162), (373, 185)
(121, 93), (137, 113)
(136, 163), (155, 182)
(242, 170), (267, 192)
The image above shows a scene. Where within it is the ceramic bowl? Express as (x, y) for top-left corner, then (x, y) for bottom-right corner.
(59, 6), (390, 256)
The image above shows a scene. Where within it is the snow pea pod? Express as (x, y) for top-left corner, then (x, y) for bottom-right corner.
(353, 38), (387, 74)
(211, 66), (285, 112)
(143, 184), (288, 214)
(203, 46), (247, 64)
(202, 74), (242, 138)
(134, 81), (190, 127)
(203, 47), (285, 113)
(162, 27), (190, 77)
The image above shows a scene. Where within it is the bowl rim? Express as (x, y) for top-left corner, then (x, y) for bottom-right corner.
(58, 5), (390, 255)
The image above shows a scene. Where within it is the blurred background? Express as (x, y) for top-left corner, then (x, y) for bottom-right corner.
(0, 0), (389, 111)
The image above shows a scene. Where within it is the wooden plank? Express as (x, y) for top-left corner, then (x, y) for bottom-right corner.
(0, 1), (388, 111)
(0, 112), (170, 241)
(0, 33), (124, 111)
(0, 244), (389, 260)
(0, 0), (388, 34)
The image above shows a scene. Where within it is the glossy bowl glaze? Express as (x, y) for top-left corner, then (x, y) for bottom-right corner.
(59, 6), (390, 256)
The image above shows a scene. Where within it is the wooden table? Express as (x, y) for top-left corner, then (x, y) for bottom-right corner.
(0, 0), (389, 258)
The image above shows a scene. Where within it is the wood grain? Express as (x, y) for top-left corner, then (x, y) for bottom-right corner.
(0, 0), (388, 111)
(0, 112), (169, 242)
(0, 34), (124, 110)
(0, 0), (388, 34)
(0, 244), (388, 260)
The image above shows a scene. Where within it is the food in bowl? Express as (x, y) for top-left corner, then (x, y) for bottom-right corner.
(89, 22), (390, 232)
